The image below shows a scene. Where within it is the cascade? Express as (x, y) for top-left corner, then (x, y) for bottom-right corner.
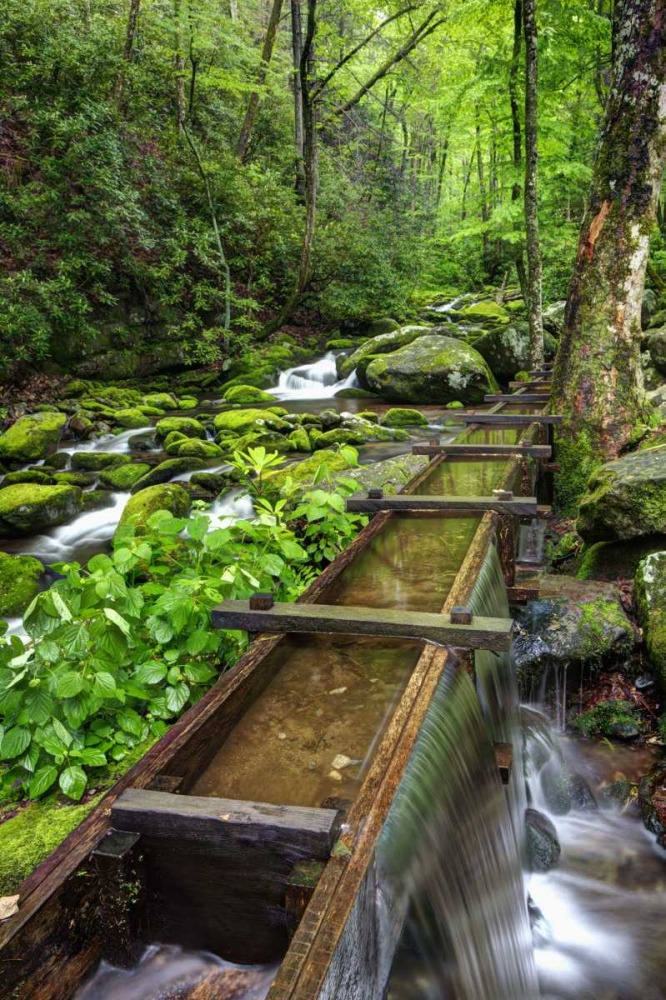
(270, 352), (359, 400)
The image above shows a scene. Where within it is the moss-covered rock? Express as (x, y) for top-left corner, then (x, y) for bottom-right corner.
(155, 416), (206, 440)
(131, 458), (206, 492)
(331, 453), (430, 495)
(71, 452), (131, 471)
(190, 471), (236, 494)
(226, 430), (295, 454)
(2, 470), (55, 486)
(647, 330), (666, 374)
(638, 762), (666, 849)
(114, 408), (150, 429)
(379, 408), (428, 427)
(0, 551), (44, 616)
(325, 338), (358, 350)
(143, 392), (179, 410)
(268, 449), (351, 491)
(635, 552), (666, 690)
(334, 387), (379, 399)
(514, 576), (635, 694)
(337, 326), (432, 380)
(364, 335), (499, 405)
(177, 397), (199, 410)
(542, 300), (566, 336)
(169, 438), (224, 460)
(118, 483), (191, 532)
(459, 300), (510, 324)
(223, 385), (278, 404)
(99, 463), (152, 490)
(52, 471), (96, 488)
(213, 408), (290, 434)
(288, 427), (311, 452)
(357, 410), (379, 423)
(312, 428), (366, 450)
(578, 447), (666, 541)
(525, 808), (561, 872)
(0, 484), (83, 536)
(0, 412), (67, 467)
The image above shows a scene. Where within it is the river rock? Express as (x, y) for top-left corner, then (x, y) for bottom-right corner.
(223, 385), (277, 404)
(459, 300), (510, 324)
(118, 483), (191, 533)
(513, 576), (634, 694)
(525, 808), (561, 871)
(364, 335), (499, 404)
(474, 324), (557, 382)
(577, 446), (666, 541)
(635, 552), (666, 689)
(0, 412), (67, 467)
(213, 408), (291, 435)
(543, 300), (566, 336)
(0, 484), (83, 536)
(379, 408), (428, 427)
(131, 458), (206, 493)
(0, 551), (44, 616)
(99, 463), (152, 490)
(639, 763), (666, 848)
(155, 416), (206, 440)
(642, 288), (659, 329)
(332, 453), (430, 495)
(336, 326), (433, 381)
(647, 329), (666, 374)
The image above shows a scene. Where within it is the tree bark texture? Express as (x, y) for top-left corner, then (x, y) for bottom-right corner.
(291, 0), (306, 196)
(237, 0), (284, 162)
(523, 0), (544, 366)
(551, 0), (666, 510)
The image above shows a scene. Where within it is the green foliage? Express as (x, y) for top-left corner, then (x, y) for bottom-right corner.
(0, 449), (366, 801)
(572, 700), (640, 738)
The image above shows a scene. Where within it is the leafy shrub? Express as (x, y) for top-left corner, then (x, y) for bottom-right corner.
(572, 700), (640, 738)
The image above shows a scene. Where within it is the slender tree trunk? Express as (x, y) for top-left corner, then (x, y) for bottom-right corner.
(237, 0), (284, 162)
(523, 0), (544, 366)
(291, 0), (306, 197)
(551, 0), (666, 511)
(115, 0), (141, 103)
(475, 105), (489, 262)
(174, 0), (187, 130)
(509, 0), (527, 301)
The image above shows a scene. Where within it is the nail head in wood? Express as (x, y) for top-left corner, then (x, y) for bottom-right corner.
(249, 592), (274, 611)
(367, 488), (384, 500)
(492, 489), (513, 501)
(450, 606), (473, 625)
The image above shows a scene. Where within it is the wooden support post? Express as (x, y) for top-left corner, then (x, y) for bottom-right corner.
(345, 493), (542, 516)
(91, 829), (146, 968)
(506, 584), (540, 604)
(212, 600), (514, 651)
(411, 442), (551, 459)
(285, 861), (326, 940)
(483, 393), (551, 403)
(496, 514), (517, 588)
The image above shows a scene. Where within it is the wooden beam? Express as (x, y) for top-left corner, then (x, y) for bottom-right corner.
(412, 442), (552, 458)
(212, 600), (514, 651)
(494, 743), (513, 785)
(345, 493), (540, 516)
(508, 380), (552, 390)
(451, 412), (562, 426)
(506, 584), (540, 604)
(484, 393), (550, 403)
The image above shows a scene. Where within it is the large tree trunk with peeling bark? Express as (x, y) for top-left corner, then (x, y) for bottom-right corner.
(551, 0), (666, 511)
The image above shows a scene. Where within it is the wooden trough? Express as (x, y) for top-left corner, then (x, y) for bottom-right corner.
(0, 397), (549, 1000)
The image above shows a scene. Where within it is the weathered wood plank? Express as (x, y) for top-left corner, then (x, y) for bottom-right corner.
(212, 600), (513, 651)
(451, 412), (562, 426)
(494, 743), (513, 785)
(484, 393), (550, 403)
(412, 442), (552, 458)
(345, 493), (540, 515)
(508, 380), (552, 389)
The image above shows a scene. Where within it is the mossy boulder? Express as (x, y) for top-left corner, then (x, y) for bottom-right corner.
(337, 326), (432, 380)
(647, 330), (666, 374)
(118, 483), (191, 533)
(99, 463), (152, 490)
(334, 387), (379, 399)
(223, 385), (277, 404)
(379, 408), (428, 427)
(131, 458), (206, 492)
(0, 412), (67, 467)
(312, 428), (366, 450)
(52, 471), (96, 488)
(459, 300), (510, 324)
(578, 447), (666, 541)
(0, 551), (44, 616)
(474, 323), (558, 382)
(635, 552), (666, 690)
(331, 453), (430, 496)
(0, 484), (83, 536)
(143, 393), (179, 410)
(2, 470), (55, 486)
(155, 417), (206, 440)
(525, 808), (561, 872)
(542, 300), (566, 336)
(177, 397), (198, 410)
(513, 576), (635, 694)
(325, 338), (358, 350)
(114, 408), (150, 429)
(226, 430), (295, 454)
(71, 452), (131, 472)
(268, 449), (351, 491)
(364, 335), (499, 405)
(288, 427), (311, 452)
(213, 408), (290, 435)
(169, 438), (224, 460)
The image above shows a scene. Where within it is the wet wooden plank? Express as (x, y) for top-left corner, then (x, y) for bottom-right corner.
(508, 380), (552, 390)
(494, 743), (513, 785)
(412, 442), (551, 458)
(451, 412), (562, 426)
(212, 600), (514, 651)
(484, 393), (550, 403)
(345, 493), (540, 515)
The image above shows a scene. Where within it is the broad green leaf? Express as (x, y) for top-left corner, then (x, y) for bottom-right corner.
(185, 630), (210, 655)
(57, 672), (84, 698)
(104, 607), (131, 636)
(165, 682), (190, 713)
(59, 765), (87, 801)
(29, 765), (58, 798)
(0, 727), (31, 759)
(93, 672), (117, 697)
(134, 662), (167, 685)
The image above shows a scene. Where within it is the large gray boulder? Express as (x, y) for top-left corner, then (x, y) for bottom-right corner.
(363, 335), (499, 404)
(543, 300), (566, 336)
(336, 326), (432, 380)
(474, 323), (558, 382)
(578, 446), (666, 541)
(526, 808), (561, 871)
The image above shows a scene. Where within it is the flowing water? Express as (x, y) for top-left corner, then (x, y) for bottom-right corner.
(269, 352), (360, 400)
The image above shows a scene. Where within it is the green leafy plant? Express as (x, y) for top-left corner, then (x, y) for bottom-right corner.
(572, 700), (641, 738)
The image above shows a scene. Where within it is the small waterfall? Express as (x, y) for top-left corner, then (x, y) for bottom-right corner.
(518, 518), (547, 565)
(269, 352), (359, 401)
(383, 654), (539, 999)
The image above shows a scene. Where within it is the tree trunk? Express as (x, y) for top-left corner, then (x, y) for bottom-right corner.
(551, 0), (666, 511)
(174, 0), (187, 130)
(475, 104), (489, 262)
(523, 0), (544, 366)
(237, 0), (284, 163)
(291, 0), (306, 197)
(509, 0), (527, 300)
(115, 0), (141, 103)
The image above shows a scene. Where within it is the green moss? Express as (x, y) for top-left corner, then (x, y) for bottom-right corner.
(113, 408), (150, 429)
(131, 458), (205, 492)
(99, 462), (152, 490)
(313, 428), (366, 450)
(0, 551), (44, 616)
(577, 599), (634, 660)
(572, 700), (640, 738)
(51, 471), (94, 488)
(2, 470), (55, 486)
(223, 385), (277, 404)
(213, 408), (290, 434)
(143, 392), (179, 410)
(325, 338), (357, 350)
(0, 412), (67, 466)
(118, 483), (191, 533)
(177, 397), (198, 410)
(379, 407), (428, 427)
(71, 452), (131, 471)
(169, 438), (223, 459)
(0, 484), (83, 536)
(268, 449), (351, 491)
(155, 416), (206, 440)
(554, 429), (600, 516)
(357, 410), (379, 423)
(460, 300), (510, 323)
(288, 427), (311, 452)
